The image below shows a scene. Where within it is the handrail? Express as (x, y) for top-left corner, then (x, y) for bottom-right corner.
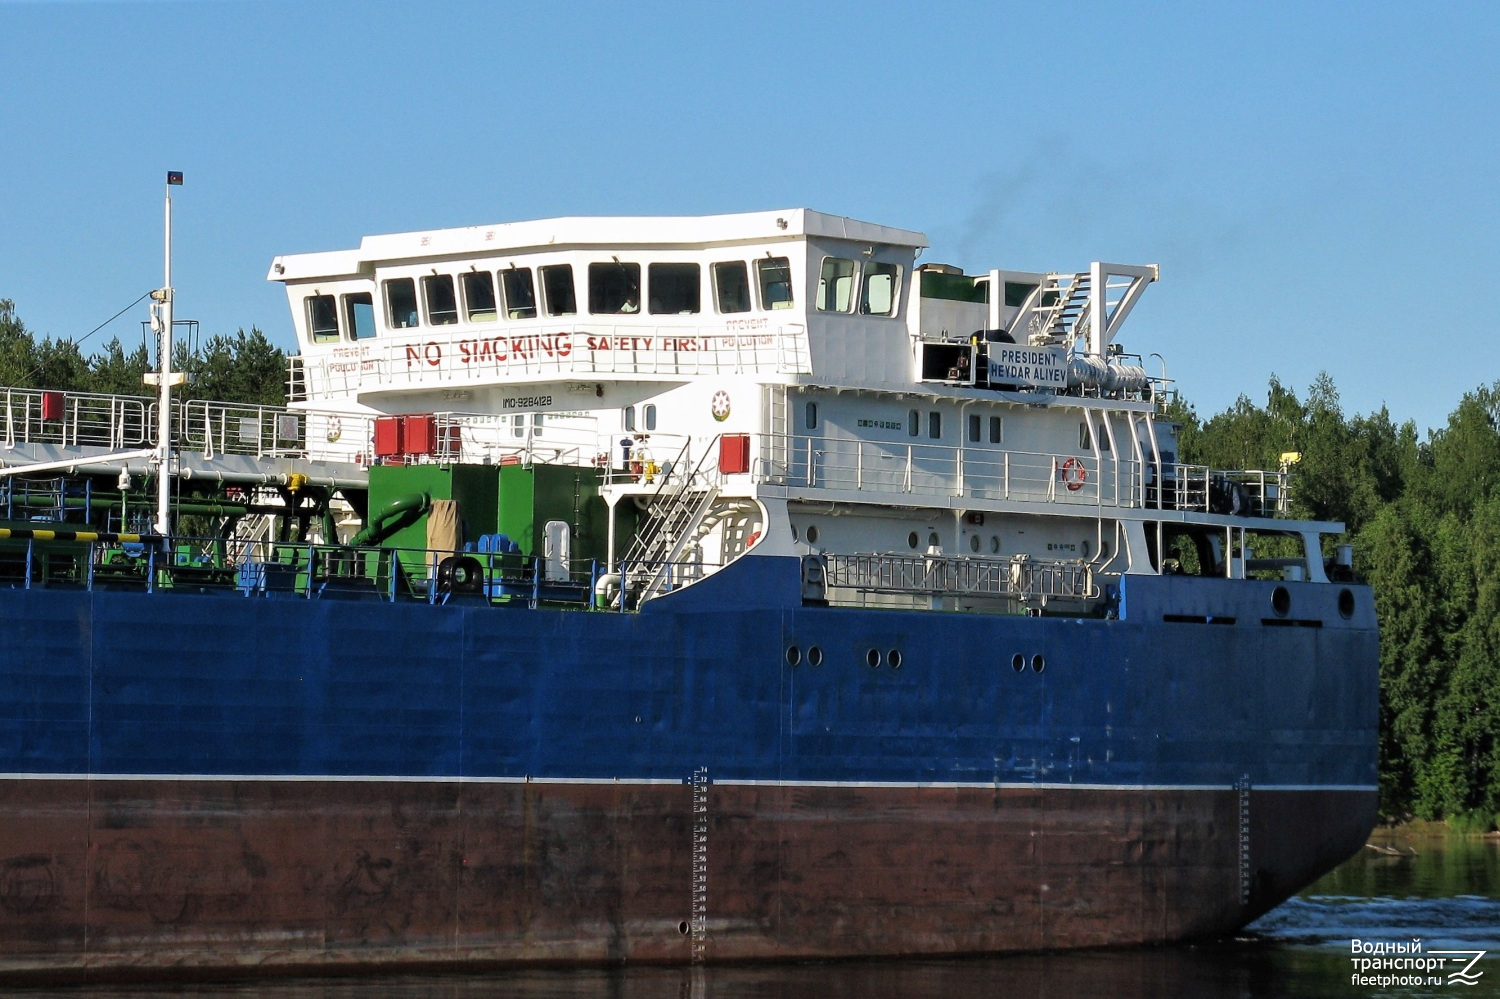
(753, 432), (1282, 517)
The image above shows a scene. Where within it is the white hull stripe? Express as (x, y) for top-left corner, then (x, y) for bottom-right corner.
(0, 773), (1377, 792)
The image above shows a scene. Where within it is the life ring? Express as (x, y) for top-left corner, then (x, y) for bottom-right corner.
(1059, 457), (1087, 492)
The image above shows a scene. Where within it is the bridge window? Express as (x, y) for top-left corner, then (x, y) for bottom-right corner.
(422, 274), (459, 325)
(385, 278), (419, 329)
(757, 257), (794, 310)
(623, 406), (636, 432)
(928, 411), (942, 439)
(860, 262), (901, 316)
(589, 261), (640, 314)
(990, 416), (1003, 443)
(908, 409), (919, 436)
(967, 413), (980, 443)
(306, 294), (339, 343)
(805, 401), (818, 429)
(502, 267), (537, 319)
(816, 257), (856, 312)
(461, 272), (497, 323)
(541, 265), (576, 316)
(644, 404), (657, 431)
(649, 263), (700, 314)
(343, 293), (376, 340)
(713, 261), (751, 313)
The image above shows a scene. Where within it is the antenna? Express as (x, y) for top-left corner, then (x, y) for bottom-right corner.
(149, 171), (185, 544)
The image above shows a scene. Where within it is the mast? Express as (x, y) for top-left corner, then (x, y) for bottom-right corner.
(149, 170), (184, 543)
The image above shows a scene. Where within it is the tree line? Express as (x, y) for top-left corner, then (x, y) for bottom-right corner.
(2, 298), (1495, 825)
(0, 298), (286, 407)
(1171, 374), (1500, 829)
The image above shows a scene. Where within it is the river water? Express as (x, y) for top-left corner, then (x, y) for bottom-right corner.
(26, 830), (1500, 998)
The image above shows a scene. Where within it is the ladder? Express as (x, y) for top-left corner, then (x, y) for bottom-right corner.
(1018, 272), (1092, 347)
(622, 436), (723, 602)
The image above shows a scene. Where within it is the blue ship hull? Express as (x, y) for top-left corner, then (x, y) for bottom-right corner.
(0, 555), (1379, 979)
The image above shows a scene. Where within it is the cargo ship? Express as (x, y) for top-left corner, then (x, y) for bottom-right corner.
(0, 199), (1378, 980)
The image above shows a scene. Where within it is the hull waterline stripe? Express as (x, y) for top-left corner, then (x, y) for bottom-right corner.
(0, 772), (1377, 792)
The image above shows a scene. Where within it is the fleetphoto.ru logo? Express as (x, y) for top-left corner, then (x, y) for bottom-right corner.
(1349, 938), (1486, 988)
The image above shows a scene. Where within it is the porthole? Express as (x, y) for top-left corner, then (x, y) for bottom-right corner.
(1011, 653), (1025, 673)
(1031, 654), (1046, 674)
(806, 525), (820, 544)
(791, 524), (799, 542)
(888, 649), (903, 669)
(866, 649), (881, 668)
(1082, 540), (1090, 558)
(990, 536), (1001, 554)
(1338, 588), (1355, 619)
(786, 645), (802, 666)
(679, 921), (690, 935)
(969, 535), (981, 553)
(808, 646), (824, 667)
(908, 532), (919, 550)
(928, 532), (940, 548)
(1271, 586), (1291, 618)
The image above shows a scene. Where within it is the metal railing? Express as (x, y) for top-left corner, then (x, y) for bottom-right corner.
(1, 387), (306, 460)
(822, 552), (1098, 603)
(289, 323), (813, 400)
(754, 433), (1280, 516)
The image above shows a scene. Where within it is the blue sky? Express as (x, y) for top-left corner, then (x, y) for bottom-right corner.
(2, 1), (1497, 434)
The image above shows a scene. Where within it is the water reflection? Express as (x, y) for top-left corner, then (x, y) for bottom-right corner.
(27, 834), (1500, 999)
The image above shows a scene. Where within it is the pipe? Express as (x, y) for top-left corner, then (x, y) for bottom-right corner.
(348, 492), (430, 547)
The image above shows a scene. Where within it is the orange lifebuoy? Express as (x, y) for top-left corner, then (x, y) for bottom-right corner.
(1060, 457), (1087, 492)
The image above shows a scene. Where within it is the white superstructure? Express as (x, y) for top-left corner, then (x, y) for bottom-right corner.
(269, 209), (1337, 612)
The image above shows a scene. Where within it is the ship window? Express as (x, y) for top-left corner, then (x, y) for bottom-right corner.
(342, 293), (376, 340)
(907, 531), (919, 549)
(512, 414), (526, 438)
(805, 401), (818, 429)
(908, 409), (919, 436)
(649, 262), (700, 314)
(589, 261), (640, 315)
(967, 414), (980, 443)
(461, 272), (497, 323)
(1080, 422), (1092, 449)
(816, 257), (856, 312)
(306, 294), (339, 343)
(928, 411), (942, 439)
(1098, 422), (1111, 451)
(533, 413), (545, 437)
(384, 278), (419, 329)
(928, 532), (940, 549)
(806, 525), (819, 544)
(623, 406), (636, 432)
(540, 264), (576, 316)
(969, 534), (981, 553)
(989, 416), (1002, 444)
(644, 404), (657, 431)
(713, 261), (751, 313)
(422, 274), (459, 325)
(757, 256), (795, 310)
(502, 267), (537, 319)
(860, 262), (901, 316)
(990, 535), (1001, 554)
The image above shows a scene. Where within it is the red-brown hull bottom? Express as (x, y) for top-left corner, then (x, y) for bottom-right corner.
(0, 780), (1376, 981)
